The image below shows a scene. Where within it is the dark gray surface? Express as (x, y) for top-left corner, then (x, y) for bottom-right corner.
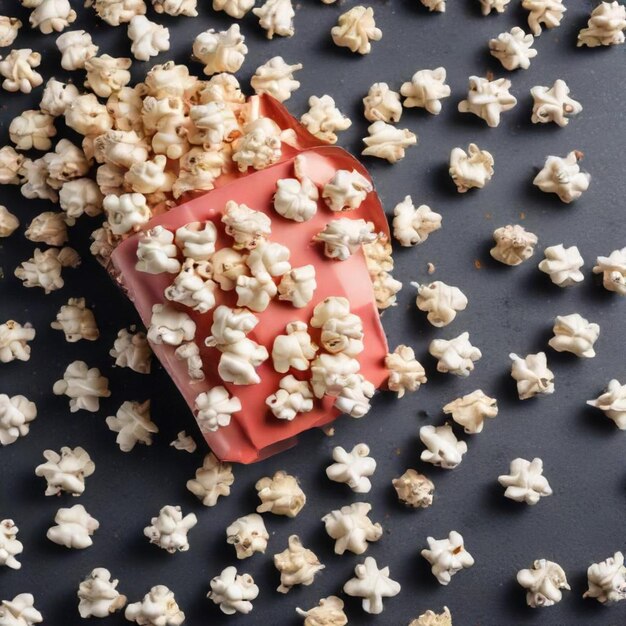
(1, 1), (625, 625)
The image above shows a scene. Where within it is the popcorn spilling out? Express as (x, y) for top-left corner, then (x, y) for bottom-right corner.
(385, 345), (427, 398)
(489, 27), (537, 71)
(420, 424), (467, 469)
(538, 244), (584, 287)
(110, 327), (152, 374)
(300, 95), (352, 144)
(170, 431), (196, 453)
(50, 298), (99, 342)
(0, 321), (36, 364)
(362, 121), (417, 163)
(401, 67), (450, 115)
(429, 332), (482, 377)
(593, 247), (626, 295)
(531, 80), (582, 127)
(413, 281), (467, 327)
(393, 197), (442, 247)
(106, 400), (158, 451)
(578, 1), (626, 48)
(509, 352), (554, 400)
(491, 225), (538, 266)
(449, 143), (494, 192)
(458, 76), (517, 127)
(409, 607), (452, 626)
(296, 596), (347, 626)
(331, 6), (382, 55)
(256, 470), (306, 517)
(52, 361), (111, 412)
(517, 559), (570, 607)
(0, 594), (42, 626)
(522, 0), (566, 35)
(363, 83), (402, 123)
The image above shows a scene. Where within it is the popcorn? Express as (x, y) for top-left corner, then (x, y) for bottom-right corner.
(165, 260), (217, 314)
(173, 147), (225, 198)
(429, 332), (481, 377)
(9, 110), (55, 151)
(385, 345), (427, 398)
(300, 95), (352, 144)
(136, 226), (182, 273)
(296, 597), (347, 626)
(323, 169), (373, 212)
(322, 502), (382, 555)
(517, 559), (570, 607)
(187, 453), (234, 507)
(334, 374), (376, 418)
(144, 505), (197, 553)
(35, 446), (95, 496)
(251, 57), (302, 102)
(193, 25), (248, 76)
(16, 246), (81, 293)
(0, 594), (42, 626)
(208, 567), (259, 615)
(311, 297), (364, 356)
(50, 298), (99, 342)
(212, 0), (254, 18)
(420, 424), (467, 469)
(125, 586), (184, 626)
(533, 151), (591, 203)
(538, 244), (584, 286)
(125, 156), (175, 195)
(0, 394), (37, 446)
(587, 379), (626, 429)
(584, 552), (626, 604)
(189, 101), (239, 147)
(392, 197), (442, 246)
(549, 313), (600, 358)
(413, 281), (467, 327)
(175, 342), (204, 382)
(52, 361), (110, 413)
(310, 352), (359, 397)
(232, 117), (284, 172)
(56, 30), (98, 70)
(593, 247), (626, 295)
(578, 1), (626, 47)
(0, 207), (19, 238)
(256, 470), (306, 517)
(422, 532), (474, 585)
(449, 143), (494, 192)
(226, 514), (268, 559)
(522, 0), (566, 35)
(276, 266), (317, 310)
(95, 129), (149, 169)
(343, 557), (400, 615)
(0, 49), (43, 94)
(331, 6), (382, 54)
(0, 16), (21, 47)
(27, 0), (76, 34)
(315, 218), (377, 260)
(400, 67), (451, 115)
(47, 504), (99, 549)
(151, 0), (198, 16)
(509, 352), (554, 399)
(272, 321), (317, 372)
(84, 54), (132, 98)
(274, 156), (319, 222)
(490, 224), (538, 266)
(210, 248), (247, 291)
(222, 201), (272, 250)
(362, 121), (417, 163)
(104, 193), (151, 236)
(420, 0), (445, 11)
(458, 76), (517, 127)
(489, 27), (537, 71)
(0, 146), (25, 185)
(253, 0), (296, 39)
(147, 303), (196, 346)
(531, 79), (582, 127)
(392, 469), (434, 508)
(443, 389), (498, 434)
(409, 607), (452, 626)
(326, 443), (376, 493)
(87, 0), (147, 26)
(110, 327), (152, 374)
(44, 140), (91, 189)
(274, 535), (324, 593)
(194, 386), (241, 432)
(480, 0), (510, 15)
(39, 79), (79, 117)
(77, 568), (127, 619)
(266, 375), (314, 420)
(106, 400), (158, 451)
(363, 83), (402, 123)
(498, 457), (552, 505)
(128, 15), (169, 62)
(247, 240), (291, 280)
(0, 520), (23, 570)
(20, 158), (57, 202)
(143, 97), (190, 160)
(65, 94), (113, 136)
(169, 430), (196, 453)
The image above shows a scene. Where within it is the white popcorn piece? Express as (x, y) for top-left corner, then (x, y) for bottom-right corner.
(232, 116), (285, 172)
(272, 321), (317, 373)
(413, 281), (467, 327)
(194, 386), (241, 432)
(125, 586), (184, 626)
(142, 59), (195, 98)
(0, 395), (36, 446)
(344, 557), (400, 615)
(56, 30), (98, 70)
(266, 375), (314, 421)
(584, 552), (626, 604)
(247, 241), (291, 280)
(538, 244), (584, 287)
(24, 211), (66, 246)
(491, 224), (538, 266)
(103, 193), (151, 236)
(522, 0), (566, 35)
(125, 156), (175, 195)
(65, 94), (113, 136)
(43, 140), (90, 190)
(323, 502), (382, 555)
(193, 25), (247, 76)
(533, 151), (591, 203)
(295, 596), (347, 626)
(205, 305), (258, 346)
(106, 400), (157, 452)
(0, 321), (36, 364)
(480, 0), (510, 15)
(47, 504), (99, 549)
(84, 54), (132, 99)
(53, 361), (110, 412)
(420, 0), (445, 11)
(0, 146), (25, 185)
(253, 0), (295, 39)
(310, 296), (364, 356)
(498, 457), (552, 505)
(593, 247), (626, 295)
(401, 67), (451, 115)
(222, 201), (272, 250)
(323, 169), (372, 212)
(226, 514), (268, 559)
(256, 470), (306, 517)
(147, 303), (196, 346)
(334, 374), (376, 418)
(187, 453), (234, 506)
(578, 1), (626, 47)
(210, 250), (247, 292)
(409, 607), (453, 626)
(274, 156), (319, 223)
(208, 567), (259, 615)
(77, 568), (127, 619)
(173, 147), (225, 198)
(331, 6), (382, 54)
(385, 345), (427, 398)
(136, 226), (181, 275)
(373, 273), (402, 309)
(449, 143), (494, 192)
(110, 328), (152, 374)
(127, 15), (169, 61)
(392, 469), (434, 508)
(0, 49), (43, 94)
(144, 505), (197, 554)
(314, 218), (377, 261)
(141, 98), (189, 160)
(392, 197), (442, 247)
(363, 83), (402, 123)
(199, 72), (244, 104)
(87, 0), (147, 26)
(20, 158), (57, 203)
(278, 265), (317, 308)
(429, 332), (481, 377)
(362, 121), (417, 163)
(170, 430), (197, 453)
(165, 260), (216, 314)
(275, 535), (324, 594)
(489, 27), (537, 71)
(212, 0), (254, 18)
(40, 79), (79, 118)
(509, 352), (555, 400)
(300, 95), (352, 144)
(95, 128), (148, 168)
(251, 56), (302, 102)
(518, 559), (570, 607)
(0, 594), (42, 626)
(236, 274), (277, 313)
(458, 76), (517, 127)
(152, 0), (198, 16)
(189, 101), (239, 147)
(0, 206), (18, 238)
(443, 389), (498, 434)
(0, 520), (22, 570)
(420, 424), (467, 469)
(310, 352), (360, 397)
(549, 313), (599, 358)
(531, 79), (582, 127)
(0, 16), (21, 48)
(326, 443), (376, 493)
(175, 342), (205, 381)
(9, 110), (55, 151)
(28, 0), (76, 34)
(35, 446), (95, 497)
(422, 531), (474, 585)
(587, 379), (626, 429)
(50, 298), (98, 343)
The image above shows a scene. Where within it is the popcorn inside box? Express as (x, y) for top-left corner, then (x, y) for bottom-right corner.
(111, 96), (394, 463)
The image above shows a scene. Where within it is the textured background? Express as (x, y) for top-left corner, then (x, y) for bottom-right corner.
(1, 1), (625, 625)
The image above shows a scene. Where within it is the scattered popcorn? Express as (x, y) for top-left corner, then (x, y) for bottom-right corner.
(144, 505), (197, 553)
(0, 520), (22, 570)
(296, 596), (347, 626)
(538, 244), (584, 287)
(0, 321), (36, 364)
(251, 56), (302, 102)
(222, 201), (272, 249)
(420, 0), (445, 11)
(531, 79), (582, 127)
(326, 443), (376, 493)
(208, 567), (259, 615)
(125, 155), (175, 194)
(385, 345), (427, 398)
(20, 157), (58, 202)
(420, 424), (467, 469)
(443, 389), (498, 434)
(278, 265), (317, 308)
(522, 0), (566, 35)
(578, 1), (626, 47)
(409, 607), (452, 626)
(78, 568), (127, 619)
(363, 83), (402, 123)
(490, 224), (538, 266)
(400, 67), (451, 115)
(65, 94), (113, 137)
(274, 535), (324, 593)
(165, 260), (217, 313)
(127, 15), (169, 61)
(331, 6), (382, 55)
(273, 156), (319, 223)
(152, 0), (197, 15)
(489, 27), (537, 71)
(125, 585), (184, 626)
(56, 30), (98, 70)
(256, 470), (306, 517)
(9, 110), (55, 151)
(266, 375), (314, 420)
(106, 400), (157, 452)
(480, 0), (510, 15)
(187, 453), (234, 506)
(509, 352), (555, 399)
(147, 303), (196, 346)
(392, 469), (434, 508)
(39, 79), (79, 118)
(0, 146), (25, 185)
(232, 116), (284, 172)
(584, 551), (626, 604)
(392, 197), (442, 247)
(193, 25), (247, 76)
(0, 394), (36, 446)
(103, 193), (151, 236)
(458, 76), (517, 127)
(28, 0), (77, 34)
(170, 430), (196, 453)
(253, 0), (295, 39)
(449, 143), (494, 192)
(50, 298), (99, 343)
(0, 49), (43, 94)
(84, 54), (132, 99)
(587, 379), (626, 429)
(549, 313), (600, 358)
(362, 121), (417, 163)
(429, 332), (481, 377)
(226, 514), (268, 559)
(593, 247), (626, 295)
(23, 212), (66, 246)
(323, 169), (373, 213)
(213, 0), (254, 18)
(413, 281), (467, 327)
(533, 151), (591, 203)
(175, 342), (204, 381)
(194, 386), (241, 432)
(0, 206), (18, 238)
(35, 446), (95, 497)
(322, 502), (382, 555)
(0, 16), (21, 47)
(300, 95), (352, 144)
(47, 504), (99, 549)
(53, 361), (110, 412)
(343, 557), (400, 615)
(422, 531), (474, 585)
(87, 0), (147, 26)
(110, 327), (152, 374)
(517, 559), (570, 607)
(315, 218), (377, 261)
(498, 457), (552, 505)
(0, 594), (42, 626)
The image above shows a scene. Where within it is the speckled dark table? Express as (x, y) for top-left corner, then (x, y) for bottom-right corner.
(1, 1), (625, 625)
